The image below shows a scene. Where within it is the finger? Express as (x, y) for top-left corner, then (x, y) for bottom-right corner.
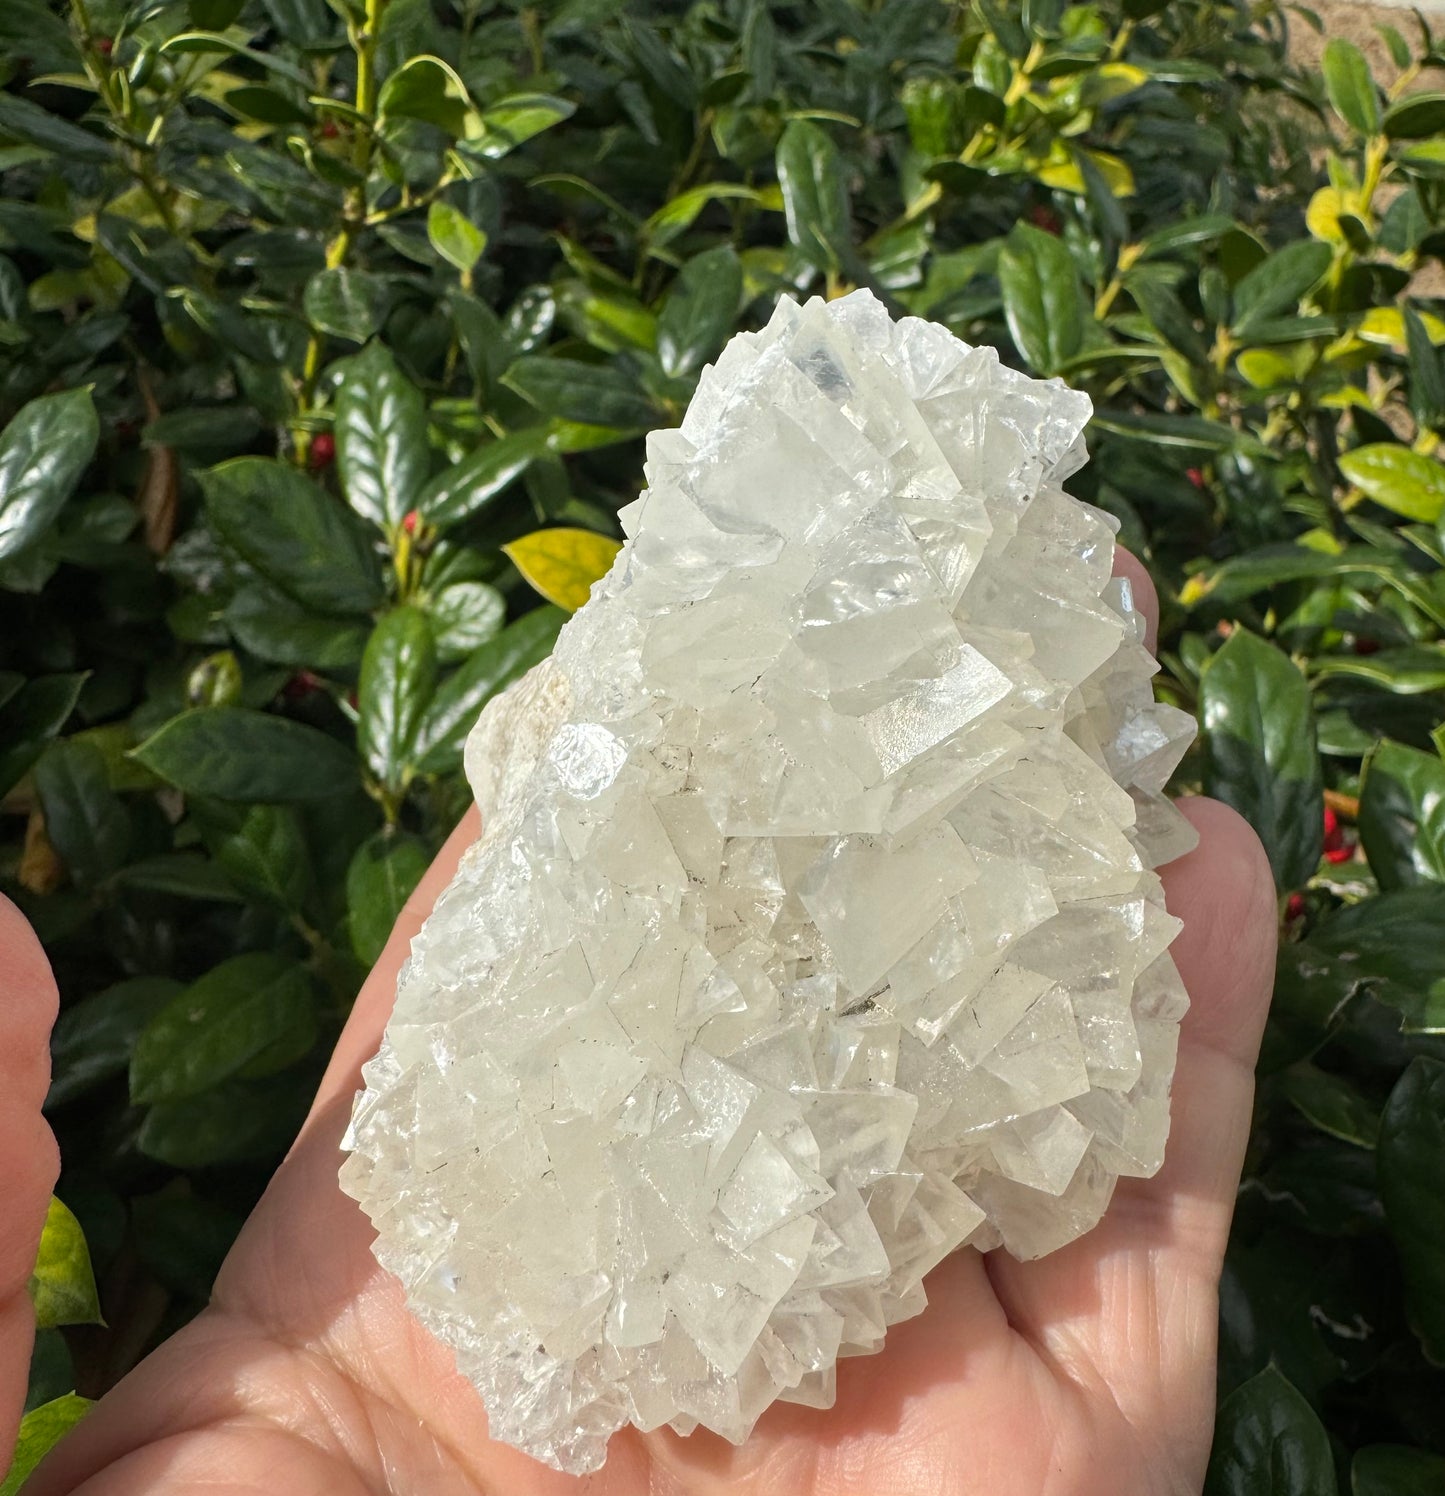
(983, 799), (1276, 1470)
(0, 896), (61, 1469)
(1112, 546), (1159, 654)
(309, 807), (481, 1119)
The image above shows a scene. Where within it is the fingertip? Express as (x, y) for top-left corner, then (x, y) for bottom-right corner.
(1163, 797), (1278, 1068)
(1112, 547), (1158, 654)
(0, 894), (59, 1109)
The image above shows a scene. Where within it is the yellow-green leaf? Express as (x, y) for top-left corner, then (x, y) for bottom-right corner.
(426, 201), (486, 274)
(0, 1395), (92, 1496)
(27, 1197), (103, 1330)
(1340, 444), (1445, 523)
(1357, 306), (1445, 351)
(503, 527), (622, 612)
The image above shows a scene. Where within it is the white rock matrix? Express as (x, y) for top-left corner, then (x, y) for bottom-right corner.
(340, 289), (1198, 1473)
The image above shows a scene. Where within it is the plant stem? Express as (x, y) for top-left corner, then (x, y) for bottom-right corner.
(294, 0), (388, 463)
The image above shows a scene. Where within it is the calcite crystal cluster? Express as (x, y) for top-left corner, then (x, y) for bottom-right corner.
(340, 290), (1197, 1473)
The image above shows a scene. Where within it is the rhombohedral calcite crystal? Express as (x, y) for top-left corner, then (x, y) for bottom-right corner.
(340, 289), (1198, 1473)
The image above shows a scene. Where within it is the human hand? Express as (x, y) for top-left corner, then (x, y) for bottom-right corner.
(21, 558), (1278, 1496)
(1, 896), (61, 1476)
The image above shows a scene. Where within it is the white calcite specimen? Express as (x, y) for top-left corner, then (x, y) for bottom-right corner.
(339, 290), (1197, 1473)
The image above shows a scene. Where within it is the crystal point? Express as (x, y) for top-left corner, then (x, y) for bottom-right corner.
(341, 291), (1195, 1473)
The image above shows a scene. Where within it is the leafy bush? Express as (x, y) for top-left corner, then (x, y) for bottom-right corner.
(3, 0), (1445, 1488)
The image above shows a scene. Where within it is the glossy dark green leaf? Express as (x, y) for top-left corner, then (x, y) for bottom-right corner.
(25, 1330), (73, 1415)
(260, 0), (336, 45)
(225, 585), (370, 669)
(0, 1395), (92, 1496)
(27, 1197), (102, 1330)
(502, 358), (656, 430)
(226, 85), (311, 125)
(377, 54), (473, 136)
(1322, 37), (1381, 136)
(136, 1075), (310, 1168)
(0, 388), (98, 562)
(1405, 306), (1445, 431)
(346, 830), (430, 965)
(304, 267), (391, 344)
(1201, 627), (1323, 890)
(113, 854), (241, 902)
(47, 978), (182, 1110)
(416, 428), (545, 528)
(131, 1193), (244, 1304)
(1280, 1064), (1381, 1147)
(1351, 1445), (1445, 1496)
(130, 952), (315, 1104)
(1204, 1366), (1338, 1496)
(1312, 890), (1445, 1033)
(998, 223), (1085, 375)
(468, 93), (574, 159)
(1378, 1057), (1445, 1362)
(1230, 241), (1333, 337)
(358, 607), (437, 791)
(34, 739), (130, 892)
(416, 606), (566, 773)
(776, 119), (852, 274)
(658, 246), (743, 379)
(194, 801), (311, 910)
(132, 707), (357, 802)
(1359, 740), (1445, 888)
(0, 92), (112, 162)
(427, 581), (505, 661)
(0, 673), (86, 799)
(201, 458), (383, 614)
(1383, 93), (1445, 141)
(333, 341), (430, 529)
(1261, 941), (1365, 1074)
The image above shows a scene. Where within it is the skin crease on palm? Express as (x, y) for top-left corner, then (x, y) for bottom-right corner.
(1, 551), (1279, 1496)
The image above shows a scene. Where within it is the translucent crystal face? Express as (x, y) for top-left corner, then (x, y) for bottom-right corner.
(339, 290), (1197, 1474)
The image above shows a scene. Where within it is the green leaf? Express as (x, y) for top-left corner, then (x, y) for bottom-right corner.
(201, 458), (384, 614)
(1204, 1366), (1338, 1496)
(1339, 444), (1445, 524)
(1405, 306), (1445, 431)
(113, 854), (242, 903)
(1378, 1057), (1445, 1363)
(0, 91), (112, 163)
(1201, 627), (1323, 891)
(346, 830), (430, 965)
(467, 92), (573, 159)
(333, 342), (429, 529)
(1312, 890), (1445, 1033)
(416, 606), (566, 773)
(0, 1395), (92, 1496)
(1230, 241), (1333, 337)
(225, 586), (370, 669)
(304, 267), (390, 344)
(643, 183), (762, 252)
(1322, 37), (1381, 136)
(27, 1197), (102, 1330)
(1280, 1064), (1381, 1148)
(658, 246), (743, 379)
(0, 673), (86, 799)
(0, 389), (98, 562)
(136, 1075), (309, 1168)
(416, 428), (545, 529)
(226, 84), (312, 125)
(427, 200), (486, 274)
(33, 739), (130, 892)
(132, 707), (357, 802)
(1352, 1445), (1445, 1496)
(130, 952), (315, 1105)
(47, 978), (182, 1110)
(195, 801), (312, 910)
(378, 54), (473, 136)
(1359, 740), (1445, 889)
(1383, 93), (1445, 141)
(358, 607), (437, 792)
(427, 581), (505, 660)
(130, 1192), (243, 1303)
(776, 119), (852, 274)
(998, 223), (1085, 375)
(502, 357), (656, 430)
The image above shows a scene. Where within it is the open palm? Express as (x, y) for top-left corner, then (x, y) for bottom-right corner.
(16, 567), (1278, 1496)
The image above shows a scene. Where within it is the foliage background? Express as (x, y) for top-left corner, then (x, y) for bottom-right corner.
(3, 0), (1445, 1489)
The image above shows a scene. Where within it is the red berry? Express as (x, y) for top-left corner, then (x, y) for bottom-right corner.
(1286, 892), (1306, 920)
(1186, 467), (1205, 489)
(310, 431), (336, 468)
(1028, 204), (1062, 235)
(321, 120), (340, 139)
(95, 36), (113, 56)
(1352, 638), (1380, 656)
(283, 669), (322, 702)
(1325, 846), (1352, 865)
(402, 509), (420, 535)
(1323, 805), (1339, 840)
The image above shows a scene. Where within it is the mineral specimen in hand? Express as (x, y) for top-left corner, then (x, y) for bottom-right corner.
(339, 289), (1197, 1473)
